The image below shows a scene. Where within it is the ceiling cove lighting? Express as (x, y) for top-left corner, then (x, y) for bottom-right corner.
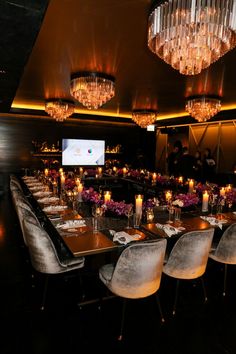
(148, 0), (236, 75)
(185, 95), (221, 122)
(70, 72), (115, 110)
(45, 99), (75, 122)
(132, 109), (157, 128)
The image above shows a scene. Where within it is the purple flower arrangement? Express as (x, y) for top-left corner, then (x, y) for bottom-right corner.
(173, 193), (200, 208)
(64, 178), (76, 191)
(81, 187), (102, 205)
(143, 198), (156, 210)
(104, 200), (133, 216)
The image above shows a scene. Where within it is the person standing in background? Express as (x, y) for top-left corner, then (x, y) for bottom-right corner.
(202, 148), (216, 182)
(167, 140), (183, 177)
(178, 146), (195, 179)
(193, 150), (203, 182)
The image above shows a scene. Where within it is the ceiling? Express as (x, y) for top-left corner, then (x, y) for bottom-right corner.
(2, 0), (236, 125)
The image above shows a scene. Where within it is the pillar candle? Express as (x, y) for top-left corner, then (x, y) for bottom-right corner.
(75, 178), (81, 187)
(165, 191), (172, 203)
(178, 176), (183, 184)
(60, 174), (65, 189)
(59, 168), (63, 174)
(220, 187), (225, 197)
(44, 168), (49, 177)
(202, 191), (209, 212)
(113, 166), (117, 173)
(104, 191), (111, 204)
(226, 184), (232, 192)
(77, 183), (83, 202)
(79, 167), (83, 177)
(123, 167), (127, 176)
(135, 194), (143, 215)
(152, 172), (157, 182)
(189, 179), (194, 193)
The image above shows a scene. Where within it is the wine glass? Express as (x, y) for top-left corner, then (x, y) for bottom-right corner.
(125, 205), (133, 229)
(208, 194), (216, 216)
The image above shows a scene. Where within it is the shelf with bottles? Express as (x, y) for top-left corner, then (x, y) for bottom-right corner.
(105, 144), (123, 154)
(31, 140), (62, 157)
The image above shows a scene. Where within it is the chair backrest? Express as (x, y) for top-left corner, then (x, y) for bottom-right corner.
(17, 205), (41, 246)
(23, 216), (69, 274)
(109, 239), (167, 299)
(163, 228), (214, 280)
(211, 223), (236, 264)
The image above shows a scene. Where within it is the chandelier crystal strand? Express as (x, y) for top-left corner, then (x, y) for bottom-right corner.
(148, 0), (236, 75)
(132, 110), (157, 128)
(45, 100), (75, 122)
(70, 72), (115, 110)
(185, 96), (221, 122)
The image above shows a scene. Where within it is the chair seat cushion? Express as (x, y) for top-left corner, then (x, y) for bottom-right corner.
(62, 256), (85, 268)
(99, 263), (115, 286)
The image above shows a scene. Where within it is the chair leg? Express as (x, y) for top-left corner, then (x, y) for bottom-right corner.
(173, 279), (180, 315)
(155, 293), (165, 323)
(200, 276), (208, 302)
(118, 299), (127, 341)
(223, 264), (228, 297)
(40, 275), (49, 311)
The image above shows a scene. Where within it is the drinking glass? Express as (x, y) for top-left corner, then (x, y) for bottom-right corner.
(167, 205), (175, 224)
(208, 195), (215, 216)
(174, 207), (181, 222)
(125, 205), (134, 229)
(91, 205), (103, 232)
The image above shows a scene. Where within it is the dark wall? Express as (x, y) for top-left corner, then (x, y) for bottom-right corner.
(0, 115), (156, 177)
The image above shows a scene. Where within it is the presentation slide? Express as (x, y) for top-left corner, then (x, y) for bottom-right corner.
(62, 139), (105, 166)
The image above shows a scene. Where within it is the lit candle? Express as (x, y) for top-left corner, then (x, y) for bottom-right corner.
(59, 168), (63, 174)
(113, 166), (117, 173)
(152, 172), (157, 182)
(123, 167), (127, 176)
(178, 176), (183, 184)
(60, 173), (65, 189)
(202, 191), (209, 212)
(44, 168), (49, 177)
(104, 191), (111, 203)
(135, 194), (143, 215)
(165, 191), (172, 203)
(98, 167), (102, 175)
(75, 178), (81, 187)
(189, 179), (194, 193)
(226, 184), (232, 192)
(79, 167), (83, 177)
(220, 187), (226, 197)
(77, 183), (83, 200)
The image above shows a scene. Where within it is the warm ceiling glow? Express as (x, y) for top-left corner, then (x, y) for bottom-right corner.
(11, 101), (236, 121)
(148, 0), (236, 75)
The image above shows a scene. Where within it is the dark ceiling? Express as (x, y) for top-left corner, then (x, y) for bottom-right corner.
(2, 0), (236, 126)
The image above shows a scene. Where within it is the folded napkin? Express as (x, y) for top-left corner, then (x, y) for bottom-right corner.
(155, 223), (185, 237)
(33, 191), (52, 197)
(37, 197), (59, 203)
(200, 216), (227, 230)
(43, 205), (68, 212)
(57, 219), (86, 230)
(109, 230), (142, 245)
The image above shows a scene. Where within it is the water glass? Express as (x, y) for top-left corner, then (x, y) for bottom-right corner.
(92, 217), (98, 232)
(174, 207), (181, 222)
(167, 206), (175, 223)
(133, 213), (142, 228)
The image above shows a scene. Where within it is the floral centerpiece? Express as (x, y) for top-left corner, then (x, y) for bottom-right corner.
(81, 187), (102, 205)
(104, 200), (133, 216)
(64, 178), (76, 191)
(172, 193), (200, 209)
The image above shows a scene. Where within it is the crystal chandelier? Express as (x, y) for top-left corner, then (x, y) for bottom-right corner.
(148, 0), (236, 75)
(70, 72), (115, 110)
(132, 110), (157, 128)
(185, 96), (221, 122)
(45, 99), (75, 122)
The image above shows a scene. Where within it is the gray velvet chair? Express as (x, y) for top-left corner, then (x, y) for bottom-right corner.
(163, 228), (214, 315)
(23, 216), (85, 310)
(99, 239), (167, 340)
(209, 223), (236, 296)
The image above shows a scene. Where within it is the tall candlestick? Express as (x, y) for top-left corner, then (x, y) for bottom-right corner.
(104, 191), (111, 204)
(202, 191), (209, 212)
(189, 179), (194, 193)
(135, 194), (143, 215)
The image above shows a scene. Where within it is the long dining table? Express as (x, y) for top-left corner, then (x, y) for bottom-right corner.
(22, 176), (236, 259)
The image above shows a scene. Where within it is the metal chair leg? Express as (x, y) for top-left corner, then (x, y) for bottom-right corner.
(155, 293), (165, 323)
(173, 279), (180, 315)
(200, 276), (208, 302)
(223, 264), (228, 297)
(40, 275), (49, 311)
(118, 299), (127, 341)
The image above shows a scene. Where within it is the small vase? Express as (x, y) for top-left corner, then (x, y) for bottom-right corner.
(174, 207), (181, 222)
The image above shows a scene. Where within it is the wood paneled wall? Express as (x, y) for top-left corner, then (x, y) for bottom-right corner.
(0, 115), (156, 180)
(155, 121), (236, 174)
